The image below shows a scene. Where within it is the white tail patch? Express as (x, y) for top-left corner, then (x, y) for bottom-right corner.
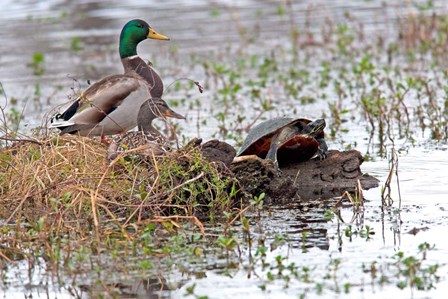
(49, 118), (75, 128)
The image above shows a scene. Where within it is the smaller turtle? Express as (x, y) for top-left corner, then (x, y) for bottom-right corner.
(237, 117), (328, 167)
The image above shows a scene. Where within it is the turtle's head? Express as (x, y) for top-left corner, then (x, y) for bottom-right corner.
(119, 19), (170, 59)
(305, 118), (326, 137)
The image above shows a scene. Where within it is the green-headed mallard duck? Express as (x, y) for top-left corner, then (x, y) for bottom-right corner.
(50, 20), (172, 137)
(120, 19), (169, 98)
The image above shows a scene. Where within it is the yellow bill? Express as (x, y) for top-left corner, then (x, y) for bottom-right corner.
(148, 28), (170, 40)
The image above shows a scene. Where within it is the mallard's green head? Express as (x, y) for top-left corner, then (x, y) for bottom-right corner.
(119, 19), (170, 59)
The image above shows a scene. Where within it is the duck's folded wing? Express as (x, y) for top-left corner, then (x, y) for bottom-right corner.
(50, 74), (145, 133)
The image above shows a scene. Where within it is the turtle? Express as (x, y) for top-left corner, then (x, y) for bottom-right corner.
(237, 117), (328, 167)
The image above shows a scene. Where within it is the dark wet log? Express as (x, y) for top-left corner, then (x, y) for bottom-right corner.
(282, 150), (379, 200)
(195, 139), (379, 202)
(231, 149), (379, 202)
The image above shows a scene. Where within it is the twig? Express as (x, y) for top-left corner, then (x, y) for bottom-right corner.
(224, 204), (252, 234)
(0, 250), (13, 263)
(381, 147), (397, 207)
(149, 172), (205, 201)
(164, 77), (204, 94)
(0, 136), (44, 145)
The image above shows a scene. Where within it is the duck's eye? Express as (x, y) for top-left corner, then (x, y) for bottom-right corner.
(136, 24), (143, 28)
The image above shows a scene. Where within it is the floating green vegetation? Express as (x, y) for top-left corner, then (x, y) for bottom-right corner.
(393, 242), (440, 291)
(28, 51), (45, 76)
(70, 36), (83, 53)
(241, 242), (440, 296)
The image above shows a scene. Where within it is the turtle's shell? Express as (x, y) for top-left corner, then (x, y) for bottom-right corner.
(237, 117), (320, 159)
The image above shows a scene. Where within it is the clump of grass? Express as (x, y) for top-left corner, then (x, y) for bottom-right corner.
(156, 144), (241, 221)
(0, 135), (245, 242)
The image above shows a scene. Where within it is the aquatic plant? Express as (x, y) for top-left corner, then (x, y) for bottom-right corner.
(28, 52), (45, 77)
(394, 243), (440, 292)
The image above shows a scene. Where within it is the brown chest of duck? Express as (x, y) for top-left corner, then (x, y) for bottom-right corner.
(119, 19), (170, 98)
(237, 118), (328, 167)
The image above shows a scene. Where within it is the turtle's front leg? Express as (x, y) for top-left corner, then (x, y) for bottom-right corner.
(316, 137), (329, 160)
(265, 144), (280, 170)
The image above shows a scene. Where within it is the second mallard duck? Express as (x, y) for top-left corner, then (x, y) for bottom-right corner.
(107, 98), (185, 159)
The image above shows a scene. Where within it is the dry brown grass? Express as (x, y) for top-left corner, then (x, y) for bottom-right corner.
(0, 135), (243, 240)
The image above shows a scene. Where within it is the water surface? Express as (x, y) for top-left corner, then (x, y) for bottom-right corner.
(1, 1), (448, 298)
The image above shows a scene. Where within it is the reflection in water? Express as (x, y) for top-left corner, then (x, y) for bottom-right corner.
(290, 211), (330, 251)
(3, 258), (180, 299)
(79, 276), (173, 299)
